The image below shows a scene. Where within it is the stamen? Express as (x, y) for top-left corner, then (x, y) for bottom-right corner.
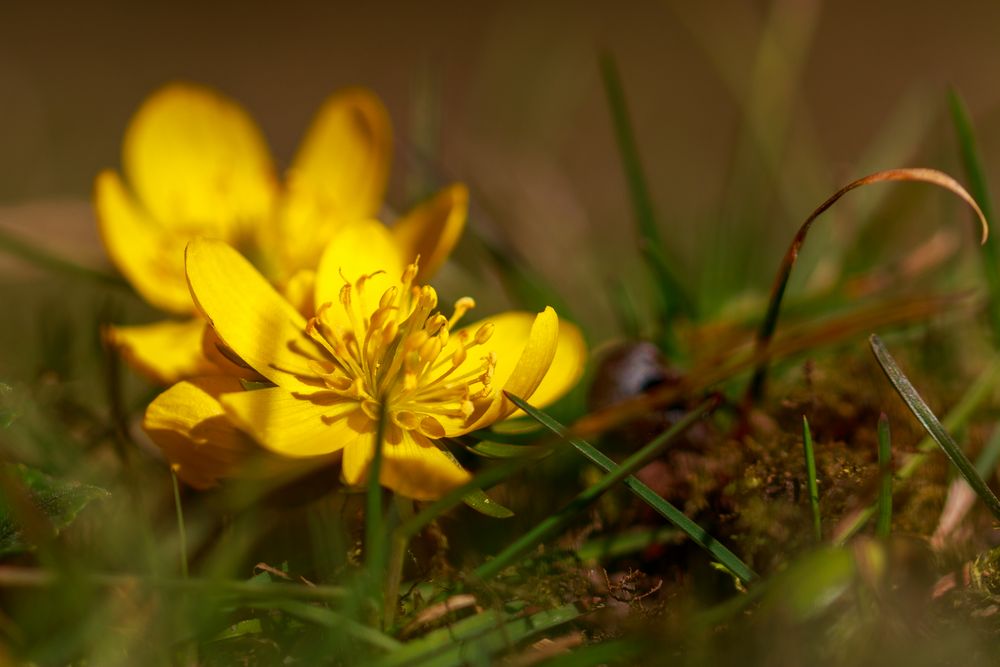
(448, 296), (476, 328)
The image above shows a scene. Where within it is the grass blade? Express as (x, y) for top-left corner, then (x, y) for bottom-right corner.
(505, 394), (757, 584)
(949, 89), (1000, 341)
(869, 334), (1000, 522)
(802, 416), (822, 542)
(599, 51), (694, 345)
(473, 397), (719, 582)
(876, 412), (893, 538)
(834, 354), (1000, 543)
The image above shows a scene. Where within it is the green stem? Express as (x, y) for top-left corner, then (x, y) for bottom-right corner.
(170, 471), (188, 579)
(383, 496), (413, 629)
(876, 413), (893, 539)
(365, 405), (389, 618)
(802, 416), (822, 542)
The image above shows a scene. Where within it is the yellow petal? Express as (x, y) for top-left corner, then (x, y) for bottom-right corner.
(106, 319), (217, 384)
(185, 238), (326, 391)
(341, 428), (471, 501)
(221, 387), (364, 457)
(123, 82), (276, 240)
(143, 376), (257, 489)
(94, 170), (194, 314)
(200, 326), (268, 383)
(512, 318), (587, 411)
(291, 88), (391, 221)
(313, 220), (405, 315)
(391, 184), (468, 281)
(441, 308), (561, 436)
(276, 88), (392, 273)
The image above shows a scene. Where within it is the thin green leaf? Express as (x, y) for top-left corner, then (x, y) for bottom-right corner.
(834, 354), (1000, 543)
(599, 51), (694, 347)
(250, 599), (401, 652)
(0, 464), (109, 556)
(464, 439), (547, 459)
(372, 604), (580, 667)
(876, 413), (893, 539)
(869, 334), (1000, 522)
(0, 226), (129, 289)
(802, 416), (822, 542)
(507, 393), (756, 584)
(461, 489), (513, 519)
(949, 89), (1000, 341)
(577, 526), (682, 562)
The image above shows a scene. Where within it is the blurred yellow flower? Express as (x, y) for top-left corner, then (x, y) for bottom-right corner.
(96, 82), (467, 383)
(144, 232), (587, 499)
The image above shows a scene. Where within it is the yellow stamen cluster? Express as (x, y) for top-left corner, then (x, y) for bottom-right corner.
(303, 261), (495, 438)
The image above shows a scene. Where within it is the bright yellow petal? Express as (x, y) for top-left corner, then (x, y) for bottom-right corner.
(313, 220), (405, 312)
(291, 87), (391, 221)
(512, 318), (587, 410)
(341, 428), (471, 501)
(391, 184), (468, 281)
(106, 319), (216, 384)
(94, 170), (194, 314)
(123, 82), (276, 239)
(221, 387), (364, 457)
(143, 376), (257, 489)
(442, 308), (560, 436)
(275, 88), (392, 273)
(185, 238), (326, 391)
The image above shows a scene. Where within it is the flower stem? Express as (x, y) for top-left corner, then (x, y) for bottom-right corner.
(383, 496), (414, 629)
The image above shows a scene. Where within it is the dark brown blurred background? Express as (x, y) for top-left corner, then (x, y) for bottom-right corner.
(4, 0), (1000, 334)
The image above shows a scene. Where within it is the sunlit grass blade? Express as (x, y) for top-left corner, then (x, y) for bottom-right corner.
(869, 334), (1000, 522)
(801, 416), (821, 542)
(949, 89), (1000, 340)
(833, 354), (1000, 543)
(372, 604), (581, 667)
(473, 397), (718, 582)
(505, 393), (757, 585)
(747, 168), (988, 402)
(876, 412), (893, 539)
(250, 599), (401, 652)
(599, 51), (694, 346)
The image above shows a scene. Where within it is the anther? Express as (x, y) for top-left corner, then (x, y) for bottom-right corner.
(474, 322), (495, 346)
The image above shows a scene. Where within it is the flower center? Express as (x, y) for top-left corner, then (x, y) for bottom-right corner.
(302, 261), (495, 438)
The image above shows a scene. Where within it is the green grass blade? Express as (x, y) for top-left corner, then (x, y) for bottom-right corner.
(834, 355), (1000, 543)
(949, 89), (1000, 340)
(599, 51), (694, 343)
(876, 412), (893, 539)
(373, 604), (580, 667)
(869, 335), (1000, 522)
(504, 394), (757, 584)
(473, 397), (717, 582)
(801, 416), (822, 542)
(170, 471), (189, 579)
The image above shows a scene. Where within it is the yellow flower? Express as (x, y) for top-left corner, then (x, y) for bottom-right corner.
(96, 82), (467, 384)
(144, 229), (586, 500)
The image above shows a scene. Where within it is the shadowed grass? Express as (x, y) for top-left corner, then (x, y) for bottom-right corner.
(870, 334), (1000, 522)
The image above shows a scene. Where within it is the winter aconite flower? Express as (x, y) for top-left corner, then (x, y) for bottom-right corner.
(96, 82), (467, 383)
(144, 228), (586, 499)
